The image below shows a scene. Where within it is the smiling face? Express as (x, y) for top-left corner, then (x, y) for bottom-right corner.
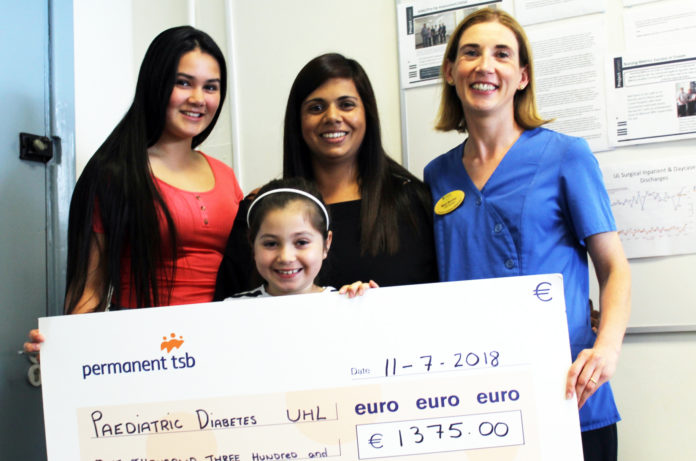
(253, 200), (332, 296)
(162, 48), (222, 143)
(444, 20), (528, 123)
(300, 78), (366, 166)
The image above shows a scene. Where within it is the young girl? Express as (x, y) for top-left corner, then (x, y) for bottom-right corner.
(230, 178), (375, 299)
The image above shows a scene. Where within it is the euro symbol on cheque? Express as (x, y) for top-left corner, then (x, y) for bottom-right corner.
(368, 433), (383, 449)
(533, 282), (552, 302)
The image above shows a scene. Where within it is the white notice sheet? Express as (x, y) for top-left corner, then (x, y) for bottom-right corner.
(602, 155), (696, 258)
(623, 0), (696, 49)
(527, 15), (611, 152)
(514, 0), (606, 26)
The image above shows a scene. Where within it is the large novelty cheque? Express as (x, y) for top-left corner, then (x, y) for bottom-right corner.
(39, 274), (583, 460)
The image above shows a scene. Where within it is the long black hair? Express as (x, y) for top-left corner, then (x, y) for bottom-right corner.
(65, 26), (227, 313)
(283, 53), (430, 256)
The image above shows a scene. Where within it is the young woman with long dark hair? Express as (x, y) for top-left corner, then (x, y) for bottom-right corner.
(25, 26), (242, 351)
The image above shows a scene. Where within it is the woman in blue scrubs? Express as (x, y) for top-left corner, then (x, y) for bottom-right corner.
(424, 8), (630, 461)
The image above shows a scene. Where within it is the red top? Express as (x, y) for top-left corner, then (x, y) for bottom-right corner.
(94, 153), (243, 307)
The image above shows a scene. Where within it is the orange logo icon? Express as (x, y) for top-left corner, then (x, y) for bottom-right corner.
(161, 333), (184, 353)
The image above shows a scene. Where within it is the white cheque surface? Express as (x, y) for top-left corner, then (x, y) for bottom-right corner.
(40, 274), (582, 461)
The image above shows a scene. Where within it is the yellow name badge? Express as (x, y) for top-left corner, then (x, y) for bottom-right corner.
(434, 190), (465, 215)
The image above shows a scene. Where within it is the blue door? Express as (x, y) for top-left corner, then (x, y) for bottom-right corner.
(0, 1), (73, 458)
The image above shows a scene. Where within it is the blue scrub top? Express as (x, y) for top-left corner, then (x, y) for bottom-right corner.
(425, 127), (620, 431)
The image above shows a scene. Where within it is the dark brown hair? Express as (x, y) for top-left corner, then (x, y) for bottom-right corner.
(65, 26), (227, 312)
(283, 53), (431, 255)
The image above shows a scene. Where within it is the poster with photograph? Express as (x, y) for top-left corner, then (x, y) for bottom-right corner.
(396, 0), (513, 89)
(609, 47), (696, 146)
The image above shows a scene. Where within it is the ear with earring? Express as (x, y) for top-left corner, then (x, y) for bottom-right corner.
(518, 84), (526, 90)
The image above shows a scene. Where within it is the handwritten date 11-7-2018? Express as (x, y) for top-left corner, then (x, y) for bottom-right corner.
(384, 352), (500, 377)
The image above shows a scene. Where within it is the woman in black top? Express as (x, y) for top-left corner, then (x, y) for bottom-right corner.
(215, 53), (437, 298)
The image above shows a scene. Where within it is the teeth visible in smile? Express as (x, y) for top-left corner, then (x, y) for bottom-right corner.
(277, 269), (301, 275)
(471, 83), (496, 91)
(321, 132), (347, 139)
(182, 111), (203, 117)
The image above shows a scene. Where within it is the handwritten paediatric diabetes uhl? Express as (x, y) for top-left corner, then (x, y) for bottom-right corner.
(39, 274), (583, 460)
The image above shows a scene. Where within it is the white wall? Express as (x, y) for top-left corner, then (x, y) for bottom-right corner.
(72, 2), (695, 460)
(73, 0), (232, 174)
(613, 332), (696, 459)
(73, 0), (134, 175)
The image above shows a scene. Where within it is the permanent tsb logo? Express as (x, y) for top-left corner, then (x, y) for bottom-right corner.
(81, 332), (197, 380)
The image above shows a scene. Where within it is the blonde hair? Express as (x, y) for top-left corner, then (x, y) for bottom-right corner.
(435, 8), (549, 133)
